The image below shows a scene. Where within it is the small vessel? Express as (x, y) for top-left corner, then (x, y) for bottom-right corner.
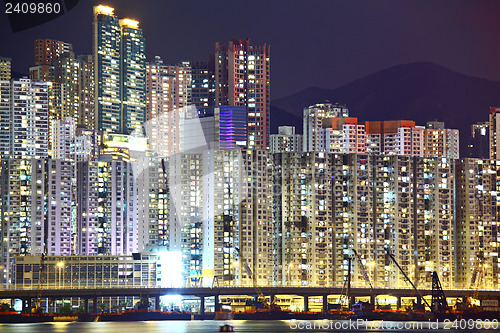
(219, 324), (234, 332)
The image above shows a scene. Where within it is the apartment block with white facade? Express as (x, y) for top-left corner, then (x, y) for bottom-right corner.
(303, 103), (349, 152)
(0, 78), (49, 159)
(0, 159), (45, 287)
(319, 117), (366, 154)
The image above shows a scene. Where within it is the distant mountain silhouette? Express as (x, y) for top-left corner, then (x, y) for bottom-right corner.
(270, 62), (500, 154)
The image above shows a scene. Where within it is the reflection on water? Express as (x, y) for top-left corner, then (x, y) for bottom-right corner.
(0, 320), (496, 332)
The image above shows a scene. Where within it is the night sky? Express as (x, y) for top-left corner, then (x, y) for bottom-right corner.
(2, 0), (500, 99)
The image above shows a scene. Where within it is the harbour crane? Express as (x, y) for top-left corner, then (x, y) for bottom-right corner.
(233, 247), (275, 309)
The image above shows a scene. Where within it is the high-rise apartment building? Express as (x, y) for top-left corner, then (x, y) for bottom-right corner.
(0, 159), (45, 287)
(75, 124), (99, 162)
(319, 117), (366, 153)
(93, 5), (146, 134)
(270, 126), (302, 153)
(164, 150), (272, 286)
(145, 57), (192, 156)
(365, 120), (424, 156)
(30, 47), (95, 133)
(135, 155), (168, 252)
(77, 155), (138, 255)
(52, 52), (80, 120)
(51, 117), (76, 160)
(272, 153), (454, 288)
(0, 57), (11, 80)
(76, 160), (99, 255)
(77, 55), (95, 129)
(31, 39), (73, 82)
(120, 18), (146, 134)
(93, 5), (121, 133)
(0, 78), (49, 159)
(45, 160), (74, 256)
(215, 39), (270, 149)
(34, 39), (73, 66)
(191, 59), (215, 110)
(489, 107), (500, 160)
(455, 158), (500, 289)
(424, 121), (459, 159)
(467, 122), (489, 159)
(303, 103), (349, 152)
(180, 105), (247, 152)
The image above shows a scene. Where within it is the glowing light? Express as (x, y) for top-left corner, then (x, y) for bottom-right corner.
(95, 5), (114, 15)
(160, 251), (183, 288)
(120, 19), (139, 28)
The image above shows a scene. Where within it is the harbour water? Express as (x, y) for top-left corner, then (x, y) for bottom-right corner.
(0, 320), (497, 332)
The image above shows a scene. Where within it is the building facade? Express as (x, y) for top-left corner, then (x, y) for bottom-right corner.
(272, 153), (454, 288)
(0, 78), (49, 159)
(13, 253), (162, 289)
(0, 56), (11, 81)
(145, 57), (192, 156)
(270, 126), (302, 153)
(191, 59), (215, 110)
(215, 39), (270, 149)
(424, 122), (459, 159)
(455, 158), (500, 289)
(365, 120), (424, 156)
(303, 103), (349, 152)
(93, 5), (146, 134)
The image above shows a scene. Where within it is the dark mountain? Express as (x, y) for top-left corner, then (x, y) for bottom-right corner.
(270, 62), (500, 154)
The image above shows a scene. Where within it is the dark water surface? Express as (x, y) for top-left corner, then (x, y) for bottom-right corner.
(0, 320), (497, 332)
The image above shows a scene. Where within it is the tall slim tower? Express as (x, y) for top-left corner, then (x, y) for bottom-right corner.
(93, 5), (145, 134)
(93, 5), (122, 133)
(489, 107), (500, 159)
(215, 39), (270, 149)
(120, 18), (146, 134)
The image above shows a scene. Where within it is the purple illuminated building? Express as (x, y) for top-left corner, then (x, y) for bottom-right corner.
(215, 105), (247, 149)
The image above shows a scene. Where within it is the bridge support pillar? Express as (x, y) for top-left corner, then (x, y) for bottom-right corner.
(200, 296), (205, 315)
(155, 295), (160, 310)
(396, 296), (402, 310)
(27, 297), (32, 311)
(303, 296), (309, 312)
(92, 296), (97, 313)
(323, 295), (328, 314)
(370, 295), (376, 306)
(270, 294), (275, 305)
(349, 296), (355, 308)
(214, 295), (221, 312)
(21, 298), (26, 313)
(84, 298), (89, 314)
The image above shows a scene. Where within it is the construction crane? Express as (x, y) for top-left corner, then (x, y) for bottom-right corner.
(455, 263), (483, 311)
(431, 271), (453, 314)
(470, 263), (483, 303)
(233, 247), (272, 309)
(387, 252), (431, 311)
(339, 257), (352, 310)
(352, 250), (377, 308)
(352, 250), (375, 291)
